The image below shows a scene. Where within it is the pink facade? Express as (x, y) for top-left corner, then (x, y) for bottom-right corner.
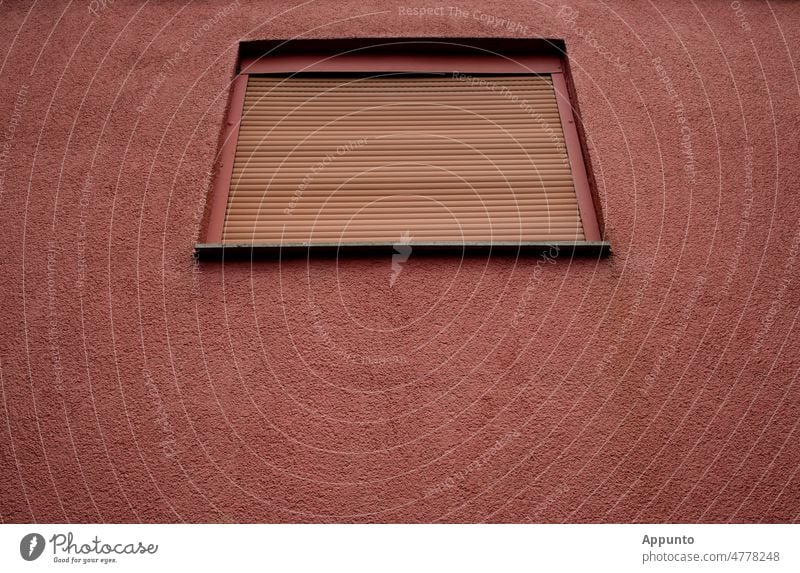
(1, 1), (798, 522)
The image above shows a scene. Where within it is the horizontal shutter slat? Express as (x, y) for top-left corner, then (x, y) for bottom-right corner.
(222, 201), (582, 209)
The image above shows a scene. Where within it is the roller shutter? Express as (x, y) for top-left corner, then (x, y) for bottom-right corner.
(222, 75), (586, 245)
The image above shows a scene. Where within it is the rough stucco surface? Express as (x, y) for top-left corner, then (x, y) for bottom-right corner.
(1, 0), (799, 523)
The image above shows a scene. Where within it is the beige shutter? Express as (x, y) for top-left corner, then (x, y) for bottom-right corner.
(222, 75), (585, 244)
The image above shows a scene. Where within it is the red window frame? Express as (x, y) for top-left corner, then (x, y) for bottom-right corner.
(199, 39), (606, 256)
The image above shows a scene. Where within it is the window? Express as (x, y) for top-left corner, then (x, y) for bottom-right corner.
(197, 39), (608, 258)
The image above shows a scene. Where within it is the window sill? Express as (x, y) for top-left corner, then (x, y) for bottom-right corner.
(194, 241), (611, 260)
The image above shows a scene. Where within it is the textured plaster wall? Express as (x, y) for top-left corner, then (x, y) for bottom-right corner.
(1, 0), (799, 523)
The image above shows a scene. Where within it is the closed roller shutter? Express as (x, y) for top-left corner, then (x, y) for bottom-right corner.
(222, 75), (586, 245)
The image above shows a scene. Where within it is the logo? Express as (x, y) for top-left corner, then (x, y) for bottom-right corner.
(390, 231), (412, 286)
(20, 533), (45, 561)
